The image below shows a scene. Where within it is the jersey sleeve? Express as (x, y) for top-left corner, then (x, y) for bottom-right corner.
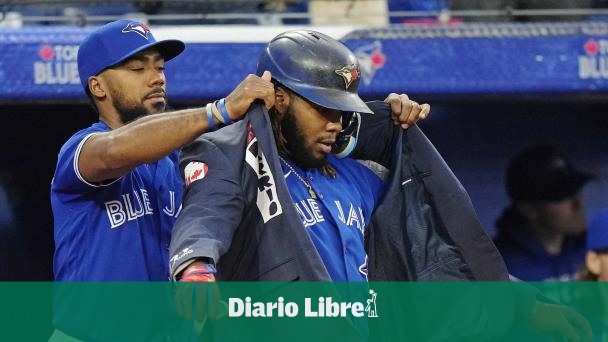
(51, 129), (119, 196)
(169, 136), (246, 279)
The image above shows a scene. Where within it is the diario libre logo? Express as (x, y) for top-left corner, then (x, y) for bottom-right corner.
(228, 289), (379, 318)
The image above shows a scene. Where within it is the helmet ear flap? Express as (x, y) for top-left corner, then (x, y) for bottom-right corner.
(332, 112), (361, 158)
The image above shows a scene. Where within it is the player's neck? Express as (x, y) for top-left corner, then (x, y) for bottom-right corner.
(97, 104), (125, 129)
(98, 113), (123, 130)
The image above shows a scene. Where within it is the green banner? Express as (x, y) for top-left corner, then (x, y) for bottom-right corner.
(1, 282), (606, 341)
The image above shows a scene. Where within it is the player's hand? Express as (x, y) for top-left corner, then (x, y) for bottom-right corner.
(384, 93), (430, 129)
(174, 261), (221, 323)
(530, 300), (593, 342)
(224, 71), (275, 121)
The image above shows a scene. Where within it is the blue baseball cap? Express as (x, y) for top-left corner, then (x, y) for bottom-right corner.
(77, 19), (185, 90)
(588, 209), (608, 251)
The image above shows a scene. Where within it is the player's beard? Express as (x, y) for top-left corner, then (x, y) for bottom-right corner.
(281, 105), (329, 170)
(111, 88), (165, 124)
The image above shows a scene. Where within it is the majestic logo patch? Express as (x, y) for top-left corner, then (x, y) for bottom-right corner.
(184, 161), (208, 186)
(169, 247), (194, 268)
(122, 22), (151, 39)
(335, 65), (360, 89)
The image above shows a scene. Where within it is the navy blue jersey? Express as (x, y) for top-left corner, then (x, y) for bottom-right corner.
(51, 121), (182, 281)
(280, 154), (384, 281)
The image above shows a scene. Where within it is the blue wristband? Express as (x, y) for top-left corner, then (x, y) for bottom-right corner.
(218, 98), (233, 124)
(206, 103), (218, 131)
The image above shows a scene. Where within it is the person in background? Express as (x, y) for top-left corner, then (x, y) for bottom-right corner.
(579, 208), (608, 281)
(576, 208), (608, 341)
(494, 144), (593, 281)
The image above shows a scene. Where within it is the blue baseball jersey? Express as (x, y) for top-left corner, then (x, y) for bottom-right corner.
(51, 121), (182, 281)
(280, 154), (384, 281)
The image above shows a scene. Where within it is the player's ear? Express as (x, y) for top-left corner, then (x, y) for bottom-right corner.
(274, 86), (290, 114)
(88, 76), (106, 99)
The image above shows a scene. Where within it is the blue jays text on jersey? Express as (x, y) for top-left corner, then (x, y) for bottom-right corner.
(51, 121), (182, 281)
(280, 154), (384, 282)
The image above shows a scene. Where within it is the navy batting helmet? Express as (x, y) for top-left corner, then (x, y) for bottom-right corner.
(256, 30), (372, 115)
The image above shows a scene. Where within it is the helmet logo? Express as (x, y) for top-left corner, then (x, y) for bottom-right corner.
(335, 65), (360, 89)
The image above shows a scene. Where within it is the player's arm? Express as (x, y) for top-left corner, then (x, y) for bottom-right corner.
(78, 71), (275, 183)
(169, 137), (246, 281)
(170, 141), (245, 323)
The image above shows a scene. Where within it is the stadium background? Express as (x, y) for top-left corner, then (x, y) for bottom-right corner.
(1, 0), (607, 280)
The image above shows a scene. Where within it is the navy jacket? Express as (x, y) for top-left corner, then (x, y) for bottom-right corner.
(358, 101), (509, 281)
(168, 102), (536, 340)
(169, 101), (509, 282)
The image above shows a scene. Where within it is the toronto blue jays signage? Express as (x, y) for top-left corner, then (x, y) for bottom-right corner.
(1, 23), (608, 102)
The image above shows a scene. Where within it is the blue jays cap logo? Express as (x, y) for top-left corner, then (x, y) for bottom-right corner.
(121, 22), (151, 39)
(335, 65), (360, 89)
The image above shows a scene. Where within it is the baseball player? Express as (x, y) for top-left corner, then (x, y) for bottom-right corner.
(169, 30), (592, 342)
(169, 30), (430, 285)
(51, 19), (277, 282)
